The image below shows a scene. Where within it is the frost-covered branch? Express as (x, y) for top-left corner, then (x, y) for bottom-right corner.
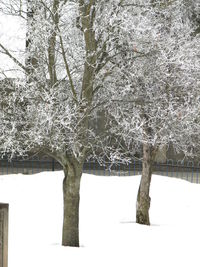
(0, 43), (26, 72)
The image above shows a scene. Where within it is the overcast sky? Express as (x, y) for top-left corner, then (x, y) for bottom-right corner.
(0, 14), (26, 78)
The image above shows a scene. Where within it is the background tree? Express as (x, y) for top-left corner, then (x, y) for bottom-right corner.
(108, 0), (200, 225)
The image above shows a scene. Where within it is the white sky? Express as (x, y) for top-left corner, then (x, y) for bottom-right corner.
(0, 14), (26, 78)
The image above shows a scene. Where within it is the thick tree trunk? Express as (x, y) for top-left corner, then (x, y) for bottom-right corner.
(62, 162), (82, 247)
(136, 143), (153, 225)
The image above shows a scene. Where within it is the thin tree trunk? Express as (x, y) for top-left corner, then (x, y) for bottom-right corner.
(62, 162), (82, 247)
(26, 0), (38, 74)
(136, 143), (153, 225)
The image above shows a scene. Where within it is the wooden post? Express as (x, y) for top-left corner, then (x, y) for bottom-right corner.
(0, 204), (9, 267)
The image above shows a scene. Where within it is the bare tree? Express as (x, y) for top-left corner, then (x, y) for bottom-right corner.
(0, 0), (134, 246)
(108, 0), (200, 225)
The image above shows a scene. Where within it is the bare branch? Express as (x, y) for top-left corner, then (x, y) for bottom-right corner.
(59, 34), (78, 103)
(0, 43), (26, 72)
(40, 0), (78, 102)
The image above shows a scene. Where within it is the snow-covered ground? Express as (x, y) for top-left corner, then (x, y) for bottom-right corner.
(0, 171), (200, 267)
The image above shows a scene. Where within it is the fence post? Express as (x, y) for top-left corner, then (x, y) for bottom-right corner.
(187, 161), (194, 183)
(0, 203), (9, 267)
(52, 159), (55, 172)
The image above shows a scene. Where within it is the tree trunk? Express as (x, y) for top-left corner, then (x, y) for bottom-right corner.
(26, 0), (38, 74)
(62, 162), (82, 247)
(136, 143), (153, 225)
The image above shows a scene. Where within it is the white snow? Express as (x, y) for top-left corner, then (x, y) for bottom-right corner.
(0, 171), (200, 267)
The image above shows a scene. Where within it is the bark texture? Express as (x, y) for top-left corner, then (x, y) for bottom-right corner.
(136, 143), (153, 225)
(62, 2), (96, 247)
(62, 162), (82, 247)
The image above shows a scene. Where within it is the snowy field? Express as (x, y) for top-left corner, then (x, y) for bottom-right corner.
(0, 171), (200, 267)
